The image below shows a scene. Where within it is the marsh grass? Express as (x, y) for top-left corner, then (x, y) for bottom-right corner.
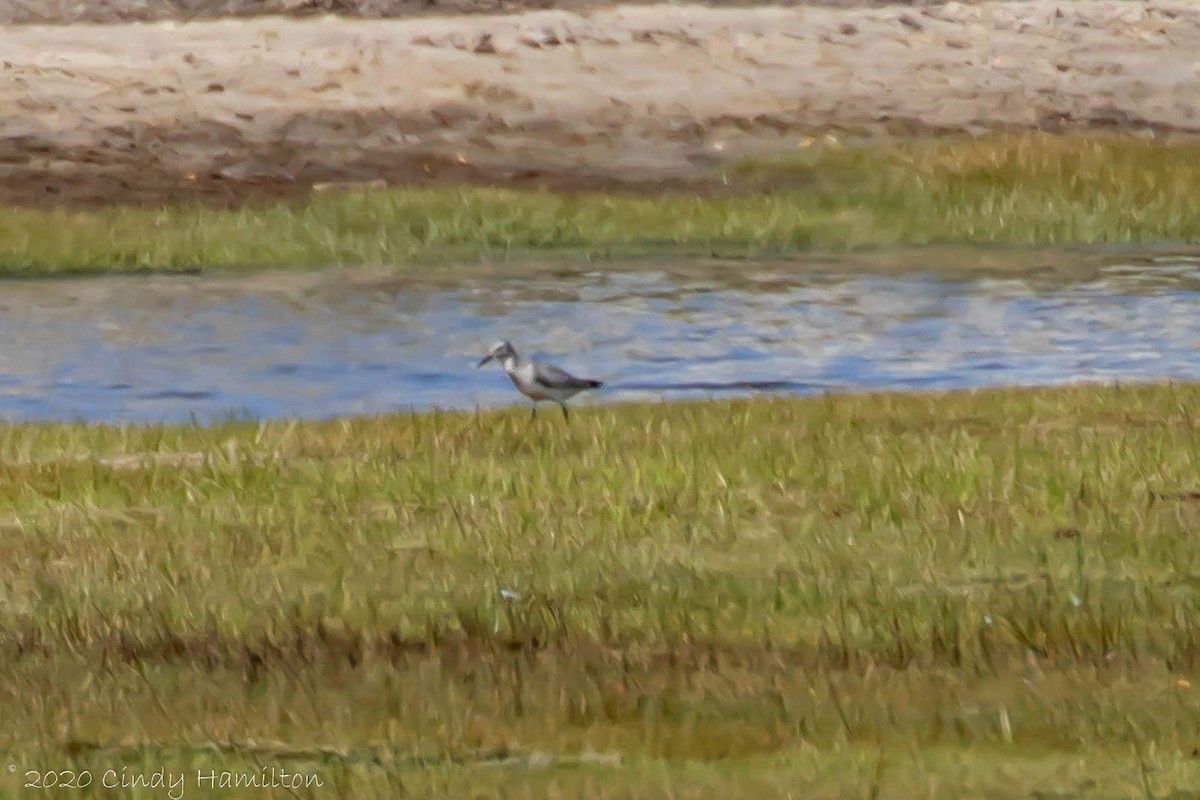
(5, 133), (1200, 275)
(4, 384), (1200, 795)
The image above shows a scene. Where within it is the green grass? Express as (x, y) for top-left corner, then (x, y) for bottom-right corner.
(4, 384), (1200, 796)
(6, 132), (1200, 276)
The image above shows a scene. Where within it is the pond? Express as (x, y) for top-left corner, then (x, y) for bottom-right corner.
(2, 247), (1199, 423)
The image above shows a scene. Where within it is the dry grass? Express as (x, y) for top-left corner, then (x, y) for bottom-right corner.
(2, 383), (1200, 795)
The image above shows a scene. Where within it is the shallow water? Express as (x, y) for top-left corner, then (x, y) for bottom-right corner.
(3, 249), (1200, 423)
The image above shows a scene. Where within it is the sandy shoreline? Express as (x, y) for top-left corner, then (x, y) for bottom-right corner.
(1, 0), (1198, 206)
(0, 0), (1038, 25)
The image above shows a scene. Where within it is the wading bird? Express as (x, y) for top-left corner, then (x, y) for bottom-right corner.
(477, 340), (602, 420)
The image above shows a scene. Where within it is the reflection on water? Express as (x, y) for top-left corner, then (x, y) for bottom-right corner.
(1, 249), (1200, 423)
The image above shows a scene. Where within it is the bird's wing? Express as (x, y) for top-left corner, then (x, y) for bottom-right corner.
(533, 361), (599, 390)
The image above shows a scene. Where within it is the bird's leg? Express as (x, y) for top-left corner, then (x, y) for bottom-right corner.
(559, 402), (569, 421)
(530, 403), (538, 420)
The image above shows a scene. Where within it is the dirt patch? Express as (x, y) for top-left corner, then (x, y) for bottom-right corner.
(1, 0), (1198, 207)
(0, 145), (720, 208)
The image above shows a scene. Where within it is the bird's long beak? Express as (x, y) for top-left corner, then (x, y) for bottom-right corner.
(477, 355), (493, 368)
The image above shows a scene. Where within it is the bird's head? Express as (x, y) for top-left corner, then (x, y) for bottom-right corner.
(477, 340), (516, 368)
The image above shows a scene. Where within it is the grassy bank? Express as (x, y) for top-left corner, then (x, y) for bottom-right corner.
(5, 133), (1200, 275)
(3, 383), (1200, 796)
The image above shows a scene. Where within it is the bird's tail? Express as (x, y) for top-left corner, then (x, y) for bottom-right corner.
(586, 379), (604, 389)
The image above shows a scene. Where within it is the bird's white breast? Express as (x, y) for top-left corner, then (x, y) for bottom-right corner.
(506, 361), (547, 399)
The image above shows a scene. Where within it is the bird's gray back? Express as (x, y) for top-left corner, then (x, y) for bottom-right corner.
(533, 360), (594, 390)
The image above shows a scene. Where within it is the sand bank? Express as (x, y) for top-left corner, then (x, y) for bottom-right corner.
(1, 0), (1197, 205)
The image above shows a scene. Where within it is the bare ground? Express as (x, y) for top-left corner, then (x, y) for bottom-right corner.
(1, 0), (1198, 207)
